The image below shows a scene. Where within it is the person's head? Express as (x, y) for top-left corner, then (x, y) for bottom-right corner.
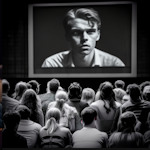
(122, 94), (130, 104)
(127, 84), (141, 102)
(81, 107), (97, 126)
(142, 85), (150, 101)
(3, 111), (21, 131)
(16, 105), (31, 120)
(45, 107), (61, 123)
(44, 108), (61, 134)
(139, 81), (150, 93)
(14, 81), (28, 100)
(68, 82), (82, 99)
(114, 80), (125, 89)
(113, 88), (126, 104)
(55, 90), (68, 105)
(28, 80), (40, 94)
(47, 78), (60, 93)
(81, 87), (95, 105)
(2, 79), (10, 93)
(21, 89), (39, 111)
(117, 111), (137, 132)
(99, 81), (114, 100)
(63, 8), (101, 56)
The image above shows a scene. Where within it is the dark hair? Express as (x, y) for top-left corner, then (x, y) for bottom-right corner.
(16, 105), (31, 119)
(81, 107), (97, 125)
(28, 80), (40, 93)
(2, 79), (10, 93)
(127, 84), (141, 101)
(114, 80), (125, 89)
(99, 81), (116, 113)
(68, 82), (82, 99)
(118, 111), (137, 132)
(47, 78), (60, 93)
(3, 111), (21, 129)
(63, 8), (101, 32)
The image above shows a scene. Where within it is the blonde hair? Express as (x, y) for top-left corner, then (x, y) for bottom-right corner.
(44, 108), (61, 135)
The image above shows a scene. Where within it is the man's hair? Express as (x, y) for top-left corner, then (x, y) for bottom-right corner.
(16, 105), (31, 119)
(47, 78), (60, 93)
(114, 80), (125, 89)
(28, 80), (40, 93)
(127, 83), (141, 101)
(3, 111), (21, 129)
(81, 107), (97, 125)
(118, 111), (137, 132)
(63, 8), (101, 32)
(68, 82), (82, 99)
(2, 79), (10, 93)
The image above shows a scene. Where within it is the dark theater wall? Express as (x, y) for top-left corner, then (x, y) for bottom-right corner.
(2, 0), (150, 78)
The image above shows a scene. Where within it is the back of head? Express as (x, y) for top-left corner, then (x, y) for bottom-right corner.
(2, 79), (10, 93)
(47, 78), (60, 93)
(81, 88), (95, 100)
(127, 84), (141, 101)
(81, 107), (97, 125)
(21, 89), (38, 110)
(45, 107), (61, 123)
(143, 85), (150, 101)
(118, 111), (137, 132)
(68, 82), (82, 99)
(114, 80), (125, 89)
(3, 111), (21, 130)
(63, 8), (101, 32)
(14, 81), (28, 99)
(28, 80), (40, 94)
(113, 88), (126, 102)
(16, 105), (31, 119)
(99, 81), (114, 99)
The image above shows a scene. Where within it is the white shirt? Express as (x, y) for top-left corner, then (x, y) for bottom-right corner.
(41, 48), (125, 67)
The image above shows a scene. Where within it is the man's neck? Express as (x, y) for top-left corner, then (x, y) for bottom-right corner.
(72, 49), (95, 67)
(84, 121), (96, 128)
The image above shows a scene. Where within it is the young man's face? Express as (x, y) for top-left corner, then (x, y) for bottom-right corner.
(66, 18), (100, 56)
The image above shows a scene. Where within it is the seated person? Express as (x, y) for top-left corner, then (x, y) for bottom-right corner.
(108, 111), (144, 148)
(2, 111), (28, 148)
(39, 107), (72, 148)
(72, 107), (108, 148)
(17, 105), (42, 148)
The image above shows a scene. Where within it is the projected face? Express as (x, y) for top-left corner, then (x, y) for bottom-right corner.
(67, 18), (100, 56)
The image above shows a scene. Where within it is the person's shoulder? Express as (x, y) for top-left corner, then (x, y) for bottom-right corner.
(42, 50), (70, 67)
(95, 48), (125, 66)
(59, 126), (71, 133)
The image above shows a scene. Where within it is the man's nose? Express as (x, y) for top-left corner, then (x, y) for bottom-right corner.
(81, 31), (88, 42)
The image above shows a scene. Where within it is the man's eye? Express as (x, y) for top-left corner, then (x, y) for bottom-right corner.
(71, 30), (81, 36)
(87, 30), (95, 34)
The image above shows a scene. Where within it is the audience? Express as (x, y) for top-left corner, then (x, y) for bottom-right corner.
(47, 90), (82, 133)
(20, 89), (44, 126)
(39, 107), (72, 148)
(67, 82), (89, 116)
(2, 111), (28, 148)
(39, 78), (60, 116)
(17, 105), (42, 148)
(108, 111), (144, 148)
(2, 79), (20, 115)
(2, 78), (150, 148)
(121, 83), (150, 134)
(72, 107), (108, 148)
(91, 81), (121, 134)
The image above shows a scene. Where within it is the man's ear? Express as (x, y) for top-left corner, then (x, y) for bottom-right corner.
(96, 30), (100, 41)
